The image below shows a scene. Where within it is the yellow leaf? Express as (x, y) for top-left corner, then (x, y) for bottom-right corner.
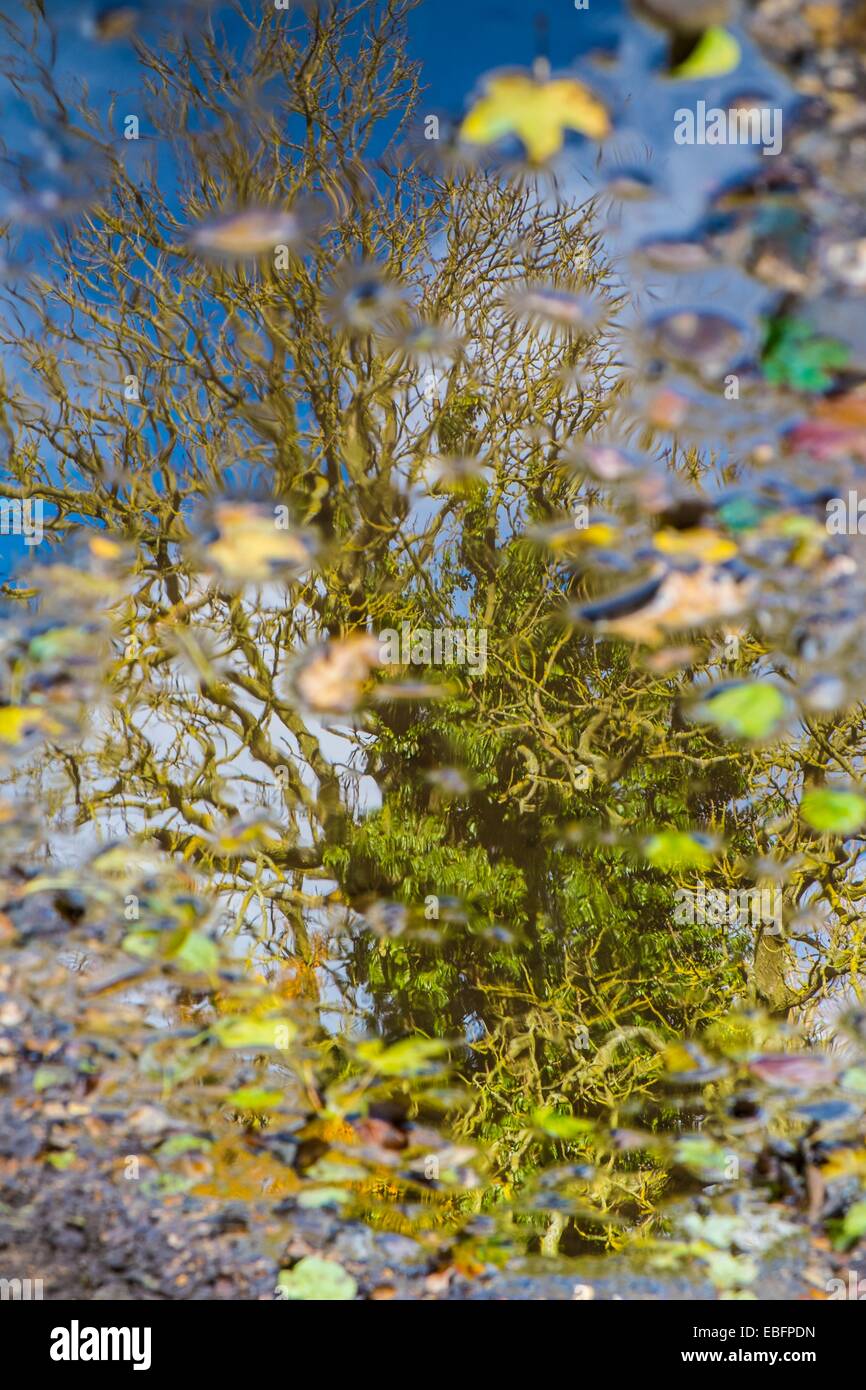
(461, 74), (610, 164)
(670, 28), (741, 81)
(89, 536), (123, 559)
(0, 706), (62, 745)
(200, 502), (315, 585)
(819, 1143), (866, 1181)
(653, 527), (738, 563)
(663, 1042), (700, 1073)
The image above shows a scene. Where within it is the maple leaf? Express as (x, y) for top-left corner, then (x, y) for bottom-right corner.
(461, 73), (610, 163)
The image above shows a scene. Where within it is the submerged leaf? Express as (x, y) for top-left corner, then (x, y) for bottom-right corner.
(761, 317), (849, 393)
(277, 1257), (357, 1301)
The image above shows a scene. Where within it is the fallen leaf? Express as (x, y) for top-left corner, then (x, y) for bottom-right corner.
(461, 72), (610, 163)
(670, 27), (741, 80)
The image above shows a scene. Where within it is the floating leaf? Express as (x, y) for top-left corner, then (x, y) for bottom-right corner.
(786, 391), (866, 460)
(662, 1041), (712, 1074)
(196, 502), (316, 586)
(653, 527), (737, 563)
(326, 264), (407, 333)
(505, 284), (605, 336)
(650, 310), (744, 371)
(532, 1107), (595, 1139)
(122, 929), (159, 960)
(45, 1150), (77, 1170)
(461, 72), (610, 163)
(214, 1015), (295, 1049)
(839, 1200), (866, 1249)
(635, 237), (714, 273)
(0, 706), (63, 745)
(572, 564), (750, 644)
(670, 28), (741, 80)
(172, 931), (219, 975)
(356, 1036), (448, 1076)
(208, 815), (285, 857)
(841, 1066), (866, 1095)
(291, 635), (381, 714)
(692, 681), (786, 742)
(226, 1087), (283, 1112)
(801, 789), (866, 835)
(156, 1134), (212, 1159)
(186, 205), (316, 259)
(700, 1250), (758, 1290)
(644, 830), (715, 871)
(748, 1053), (838, 1089)
(384, 319), (462, 365)
(762, 316), (849, 394)
(297, 1187), (351, 1210)
(674, 1135), (735, 1180)
(33, 1065), (72, 1092)
(640, 0), (734, 33)
(89, 6), (140, 42)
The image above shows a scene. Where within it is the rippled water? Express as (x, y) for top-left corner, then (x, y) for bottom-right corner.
(2, 0), (866, 1301)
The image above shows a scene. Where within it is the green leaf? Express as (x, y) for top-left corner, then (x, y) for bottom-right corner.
(356, 1035), (448, 1076)
(761, 316), (849, 393)
(670, 27), (741, 80)
(644, 831), (715, 871)
(45, 1150), (76, 1170)
(33, 1065), (72, 1092)
(226, 1086), (283, 1111)
(532, 1106), (594, 1139)
(172, 931), (219, 974)
(694, 681), (786, 741)
(277, 1256), (357, 1301)
(674, 1135), (734, 1181)
(297, 1187), (351, 1210)
(683, 1212), (744, 1251)
(701, 1250), (758, 1290)
(142, 1172), (197, 1198)
(213, 1015), (295, 1049)
(156, 1134), (212, 1159)
(122, 929), (159, 960)
(801, 789), (866, 835)
(841, 1066), (866, 1095)
(841, 1200), (866, 1247)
